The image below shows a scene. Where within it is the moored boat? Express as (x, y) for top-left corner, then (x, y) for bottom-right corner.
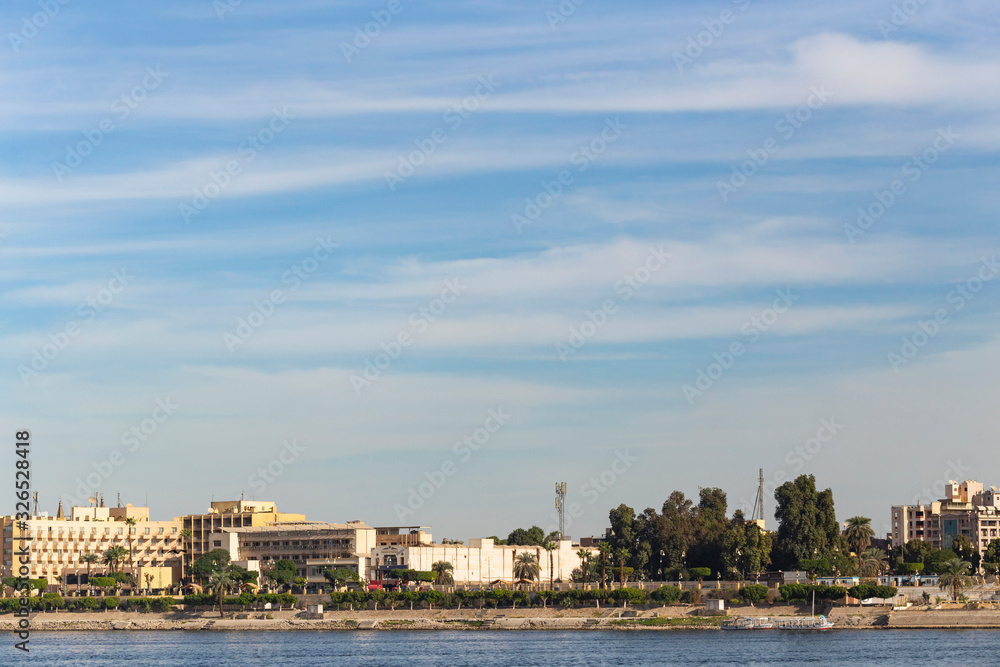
(721, 616), (774, 630)
(773, 615), (834, 631)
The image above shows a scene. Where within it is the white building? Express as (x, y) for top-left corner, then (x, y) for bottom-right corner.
(371, 538), (597, 586)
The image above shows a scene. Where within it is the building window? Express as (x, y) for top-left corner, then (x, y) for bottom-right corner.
(214, 540), (222, 547)
(144, 528), (151, 535)
(158, 528), (165, 534)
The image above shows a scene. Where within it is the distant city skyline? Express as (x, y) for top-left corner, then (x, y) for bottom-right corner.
(3, 1), (1000, 544)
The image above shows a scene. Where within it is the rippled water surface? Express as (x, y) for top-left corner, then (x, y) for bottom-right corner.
(14, 629), (1000, 665)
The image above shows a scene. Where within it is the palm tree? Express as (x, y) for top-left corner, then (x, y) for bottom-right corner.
(938, 557), (973, 602)
(431, 561), (454, 586)
(124, 517), (138, 575)
(598, 543), (611, 589)
(576, 549), (591, 586)
(615, 547), (630, 588)
(80, 552), (101, 595)
(209, 568), (232, 619)
(178, 529), (192, 588)
(844, 516), (875, 573)
(513, 552), (540, 583)
(103, 545), (128, 573)
(543, 540), (558, 589)
(860, 548), (889, 577)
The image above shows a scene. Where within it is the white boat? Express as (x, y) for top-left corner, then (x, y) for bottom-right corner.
(721, 616), (774, 630)
(774, 615), (834, 631)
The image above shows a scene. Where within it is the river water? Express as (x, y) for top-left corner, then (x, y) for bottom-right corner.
(12, 629), (996, 665)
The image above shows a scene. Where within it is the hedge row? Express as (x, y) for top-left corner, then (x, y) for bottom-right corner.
(330, 587), (651, 608)
(779, 584), (849, 602)
(0, 595), (176, 612)
(182, 592), (297, 608)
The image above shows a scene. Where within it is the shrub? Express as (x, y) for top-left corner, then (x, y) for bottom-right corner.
(779, 584), (808, 602)
(688, 567), (711, 580)
(738, 584), (769, 604)
(103, 597), (120, 610)
(680, 589), (702, 604)
(650, 585), (681, 604)
(78, 597), (100, 611)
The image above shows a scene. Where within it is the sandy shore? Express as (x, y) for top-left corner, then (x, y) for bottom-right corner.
(5, 605), (1000, 631)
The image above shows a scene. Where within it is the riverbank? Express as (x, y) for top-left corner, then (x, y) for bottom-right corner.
(6, 605), (1000, 631)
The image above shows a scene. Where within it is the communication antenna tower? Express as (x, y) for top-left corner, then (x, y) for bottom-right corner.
(32, 492), (39, 517)
(751, 468), (765, 521)
(555, 482), (568, 539)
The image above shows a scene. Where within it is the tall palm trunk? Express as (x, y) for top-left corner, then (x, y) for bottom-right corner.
(601, 553), (606, 589)
(549, 551), (554, 589)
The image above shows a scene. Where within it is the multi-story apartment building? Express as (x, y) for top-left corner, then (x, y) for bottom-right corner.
(891, 480), (1000, 554)
(180, 500), (305, 573)
(0, 502), (182, 589)
(371, 538), (598, 586)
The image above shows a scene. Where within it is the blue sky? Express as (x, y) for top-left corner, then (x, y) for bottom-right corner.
(2, 0), (999, 541)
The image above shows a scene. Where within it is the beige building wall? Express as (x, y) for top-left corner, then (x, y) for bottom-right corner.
(371, 538), (598, 585)
(1, 505), (182, 586)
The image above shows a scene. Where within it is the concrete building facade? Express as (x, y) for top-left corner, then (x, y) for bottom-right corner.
(181, 500), (305, 572)
(208, 520), (375, 586)
(891, 480), (1000, 554)
(371, 538), (598, 585)
(1, 503), (182, 588)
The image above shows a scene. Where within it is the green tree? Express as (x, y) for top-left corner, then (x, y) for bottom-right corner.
(506, 526), (545, 546)
(264, 559), (298, 591)
(543, 536), (558, 588)
(123, 517), (138, 573)
(983, 539), (1000, 565)
(192, 549), (231, 586)
(80, 552), (101, 595)
(658, 491), (695, 572)
(103, 545), (128, 573)
(937, 557), (972, 601)
(951, 535), (980, 572)
(323, 568), (359, 590)
(431, 561), (454, 586)
(773, 475), (840, 569)
(513, 552), (539, 583)
(209, 567), (232, 618)
(844, 516), (874, 572)
(598, 543), (611, 589)
(859, 548), (888, 577)
(689, 567), (711, 585)
(904, 539), (933, 563)
(722, 510), (773, 580)
(576, 549), (591, 585)
(738, 583), (769, 605)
